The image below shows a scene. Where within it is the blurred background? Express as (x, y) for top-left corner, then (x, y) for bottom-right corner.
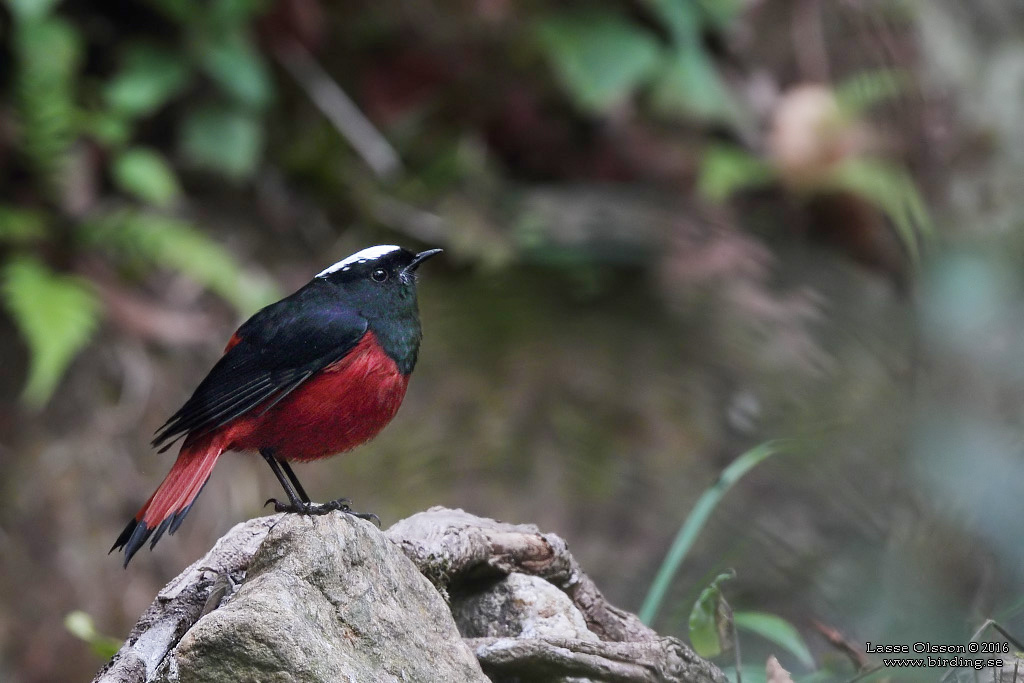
(1, 0), (1023, 680)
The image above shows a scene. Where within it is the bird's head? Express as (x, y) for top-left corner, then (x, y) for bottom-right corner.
(314, 245), (442, 319)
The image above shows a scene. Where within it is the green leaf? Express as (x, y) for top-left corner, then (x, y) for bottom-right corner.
(111, 147), (182, 207)
(6, 0), (61, 21)
(64, 611), (121, 660)
(105, 44), (191, 118)
(2, 257), (101, 407)
(81, 209), (278, 314)
(641, 0), (737, 124)
(688, 570), (735, 658)
(649, 44), (735, 123)
(643, 0), (701, 44)
(197, 31), (272, 108)
(734, 611), (815, 669)
(696, 0), (746, 30)
(537, 12), (662, 113)
(640, 441), (787, 625)
(207, 0), (266, 23)
(180, 105), (263, 180)
(81, 110), (133, 147)
(721, 665), (769, 683)
(698, 145), (776, 202)
(0, 206), (48, 244)
(824, 158), (933, 267)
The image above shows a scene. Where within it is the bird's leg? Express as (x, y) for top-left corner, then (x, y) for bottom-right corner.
(260, 449), (306, 511)
(278, 460), (311, 504)
(260, 449), (378, 524)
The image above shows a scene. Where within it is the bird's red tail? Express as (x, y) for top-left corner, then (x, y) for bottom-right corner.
(111, 436), (224, 567)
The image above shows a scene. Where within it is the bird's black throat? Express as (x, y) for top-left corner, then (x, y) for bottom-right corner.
(368, 311), (422, 375)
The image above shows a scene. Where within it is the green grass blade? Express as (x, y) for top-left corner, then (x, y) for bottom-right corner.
(639, 440), (785, 625)
(733, 610), (814, 668)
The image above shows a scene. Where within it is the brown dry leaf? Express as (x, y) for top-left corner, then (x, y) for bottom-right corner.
(766, 655), (795, 683)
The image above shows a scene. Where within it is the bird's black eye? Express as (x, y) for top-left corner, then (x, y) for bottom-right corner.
(371, 268), (388, 282)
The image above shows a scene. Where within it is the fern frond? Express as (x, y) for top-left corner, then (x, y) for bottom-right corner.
(80, 209), (278, 315)
(836, 68), (909, 117)
(12, 16), (82, 197)
(1, 256), (102, 407)
(826, 158), (933, 267)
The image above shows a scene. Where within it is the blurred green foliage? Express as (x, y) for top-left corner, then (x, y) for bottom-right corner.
(697, 68), (932, 267)
(536, 1), (739, 123)
(689, 573), (815, 676)
(104, 44), (190, 118)
(641, 441), (785, 625)
(732, 612), (814, 670)
(111, 148), (183, 207)
(64, 611), (121, 660)
(824, 157), (932, 266)
(1, 257), (100, 407)
(698, 146), (775, 202)
(689, 569), (735, 659)
(0, 0), (277, 407)
(179, 105), (264, 180)
(537, 12), (662, 114)
(834, 68), (911, 116)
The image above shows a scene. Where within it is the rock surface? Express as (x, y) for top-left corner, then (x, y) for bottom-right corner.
(452, 572), (598, 641)
(96, 507), (725, 683)
(157, 514), (486, 682)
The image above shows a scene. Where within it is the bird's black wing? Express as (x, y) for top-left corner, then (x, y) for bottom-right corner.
(152, 286), (368, 452)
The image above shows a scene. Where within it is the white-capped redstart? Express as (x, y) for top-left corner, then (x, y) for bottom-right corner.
(112, 245), (442, 566)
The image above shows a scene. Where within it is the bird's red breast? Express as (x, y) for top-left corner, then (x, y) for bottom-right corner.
(224, 332), (243, 353)
(199, 331), (409, 462)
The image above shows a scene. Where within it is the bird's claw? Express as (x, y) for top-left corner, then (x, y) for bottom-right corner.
(264, 497), (378, 525)
(320, 498), (380, 526)
(264, 498), (290, 512)
(347, 509), (382, 527)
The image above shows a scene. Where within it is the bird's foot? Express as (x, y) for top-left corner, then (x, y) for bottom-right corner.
(264, 497), (380, 526)
(264, 497), (347, 515)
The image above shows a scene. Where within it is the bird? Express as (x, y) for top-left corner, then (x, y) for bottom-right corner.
(111, 244), (442, 567)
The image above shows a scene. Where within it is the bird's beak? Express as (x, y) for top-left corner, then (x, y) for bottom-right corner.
(405, 248), (443, 273)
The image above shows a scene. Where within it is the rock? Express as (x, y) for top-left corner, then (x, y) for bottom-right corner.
(154, 514), (486, 683)
(453, 573), (598, 641)
(96, 508), (724, 683)
(386, 508), (725, 683)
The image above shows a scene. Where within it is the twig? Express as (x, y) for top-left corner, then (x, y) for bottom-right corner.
(274, 39), (402, 180)
(732, 609), (742, 683)
(811, 618), (873, 671)
(941, 619), (1024, 683)
(976, 619), (1024, 653)
(370, 194), (448, 244)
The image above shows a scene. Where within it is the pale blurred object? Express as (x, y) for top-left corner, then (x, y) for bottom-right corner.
(767, 85), (869, 190)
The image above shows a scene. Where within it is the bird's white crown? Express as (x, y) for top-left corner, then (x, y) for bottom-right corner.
(316, 245), (401, 278)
